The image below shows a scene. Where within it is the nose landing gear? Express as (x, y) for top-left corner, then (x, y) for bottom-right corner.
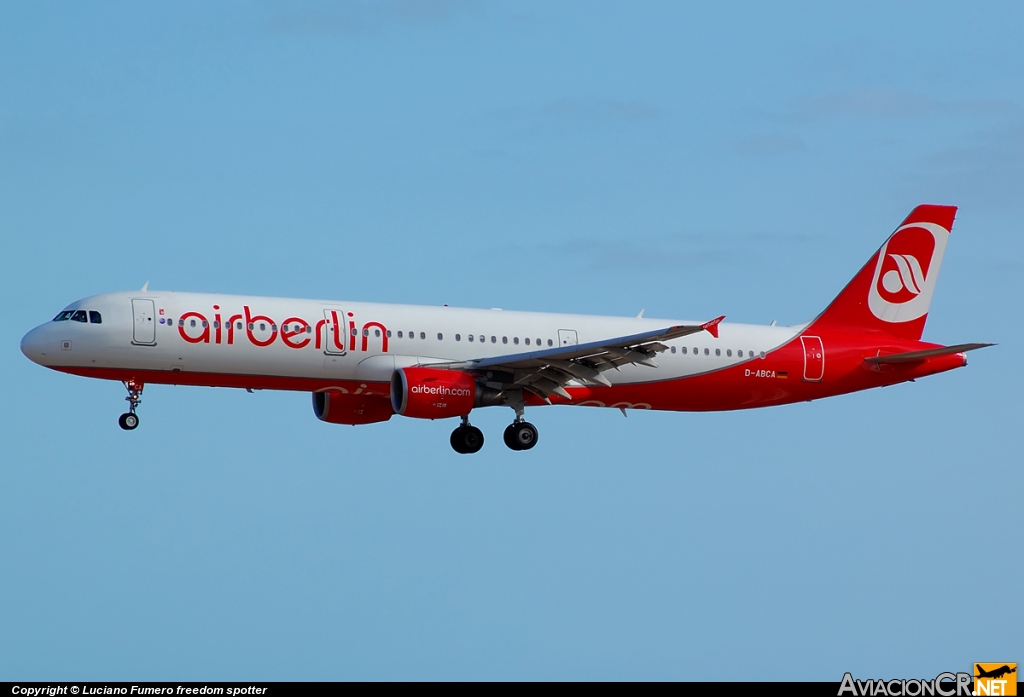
(119, 380), (144, 431)
(450, 415), (484, 454)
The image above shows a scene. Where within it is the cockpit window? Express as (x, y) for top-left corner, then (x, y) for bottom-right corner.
(71, 310), (88, 323)
(89, 311), (102, 324)
(53, 311), (74, 322)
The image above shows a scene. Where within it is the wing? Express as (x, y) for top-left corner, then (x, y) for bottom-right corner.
(435, 316), (725, 402)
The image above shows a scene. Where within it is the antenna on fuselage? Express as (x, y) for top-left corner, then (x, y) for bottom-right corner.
(141, 281), (149, 292)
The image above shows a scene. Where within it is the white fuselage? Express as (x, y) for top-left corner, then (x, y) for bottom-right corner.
(22, 291), (800, 389)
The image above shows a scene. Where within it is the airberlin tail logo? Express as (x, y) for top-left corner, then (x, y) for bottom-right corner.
(868, 221), (949, 324)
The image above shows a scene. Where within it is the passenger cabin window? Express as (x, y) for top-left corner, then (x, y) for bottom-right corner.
(547, 339), (553, 346)
(53, 311), (74, 321)
(71, 310), (88, 323)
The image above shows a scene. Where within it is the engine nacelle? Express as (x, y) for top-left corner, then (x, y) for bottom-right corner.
(390, 367), (476, 419)
(312, 391), (393, 425)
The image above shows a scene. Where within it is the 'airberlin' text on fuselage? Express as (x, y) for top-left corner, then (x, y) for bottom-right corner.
(175, 306), (388, 353)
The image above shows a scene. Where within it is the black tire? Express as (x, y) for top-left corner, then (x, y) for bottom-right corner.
(451, 425), (484, 454)
(450, 426), (468, 454)
(462, 426), (484, 454)
(504, 422), (538, 451)
(503, 423), (523, 451)
(513, 421), (538, 450)
(118, 413), (139, 431)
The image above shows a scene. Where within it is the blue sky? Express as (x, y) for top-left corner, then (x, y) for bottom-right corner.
(1, 1), (1021, 680)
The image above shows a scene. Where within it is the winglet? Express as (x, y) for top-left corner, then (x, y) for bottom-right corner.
(701, 315), (725, 339)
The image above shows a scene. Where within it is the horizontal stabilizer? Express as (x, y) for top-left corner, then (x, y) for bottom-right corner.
(864, 343), (994, 365)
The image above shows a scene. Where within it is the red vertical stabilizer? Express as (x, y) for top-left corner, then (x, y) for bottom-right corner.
(810, 204), (957, 341)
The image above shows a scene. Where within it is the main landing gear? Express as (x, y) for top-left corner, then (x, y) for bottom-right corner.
(450, 416), (484, 454)
(503, 399), (538, 451)
(503, 420), (538, 451)
(118, 380), (144, 431)
(449, 405), (539, 454)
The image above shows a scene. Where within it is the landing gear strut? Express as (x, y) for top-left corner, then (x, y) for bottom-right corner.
(119, 380), (143, 431)
(450, 415), (484, 454)
(503, 400), (538, 451)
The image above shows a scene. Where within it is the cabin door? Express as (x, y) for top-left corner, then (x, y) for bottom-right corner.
(132, 299), (156, 346)
(322, 309), (348, 355)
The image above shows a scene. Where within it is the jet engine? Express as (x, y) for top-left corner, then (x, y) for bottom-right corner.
(312, 391), (393, 425)
(390, 367), (477, 419)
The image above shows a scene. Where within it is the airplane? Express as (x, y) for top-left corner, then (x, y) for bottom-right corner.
(20, 204), (991, 454)
(976, 665), (1016, 680)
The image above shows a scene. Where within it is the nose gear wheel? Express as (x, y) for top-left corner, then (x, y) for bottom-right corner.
(119, 380), (144, 431)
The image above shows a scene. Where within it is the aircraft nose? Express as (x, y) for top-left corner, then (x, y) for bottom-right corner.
(20, 325), (51, 366)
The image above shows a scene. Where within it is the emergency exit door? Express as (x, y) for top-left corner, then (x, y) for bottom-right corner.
(800, 335), (824, 382)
